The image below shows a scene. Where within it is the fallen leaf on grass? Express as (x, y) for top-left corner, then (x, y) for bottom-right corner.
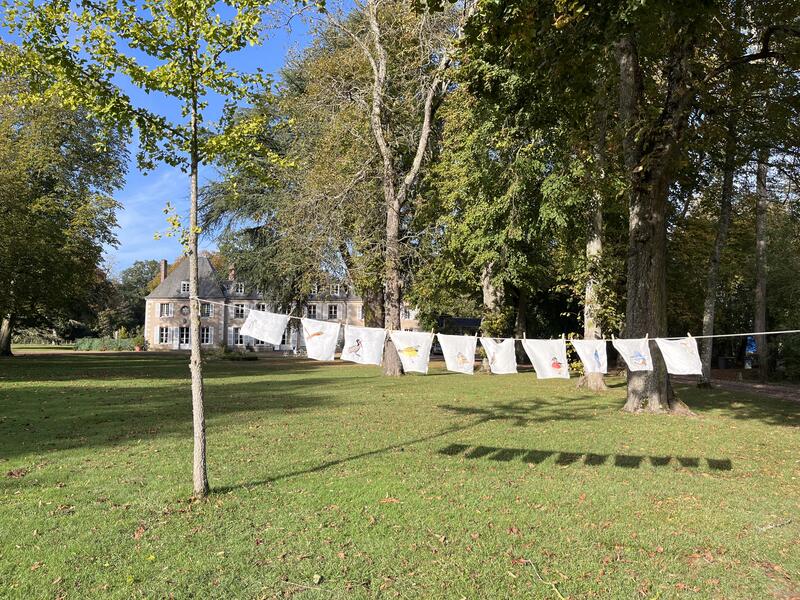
(508, 526), (520, 536)
(133, 524), (147, 540)
(510, 557), (531, 566)
(7, 468), (27, 478)
(379, 497), (400, 504)
(30, 562), (43, 571)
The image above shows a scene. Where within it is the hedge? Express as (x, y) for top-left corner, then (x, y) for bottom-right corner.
(74, 337), (138, 352)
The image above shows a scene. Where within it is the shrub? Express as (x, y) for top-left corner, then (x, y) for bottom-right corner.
(74, 337), (136, 352)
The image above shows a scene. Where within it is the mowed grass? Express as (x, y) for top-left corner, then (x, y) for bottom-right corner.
(0, 353), (798, 599)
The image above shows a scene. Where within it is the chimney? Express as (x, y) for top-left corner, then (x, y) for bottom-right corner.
(160, 259), (168, 283)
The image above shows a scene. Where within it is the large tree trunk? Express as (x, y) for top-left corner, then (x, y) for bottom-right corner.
(362, 285), (385, 328)
(382, 183), (404, 376)
(514, 287), (528, 363)
(579, 201), (608, 392)
(578, 111), (608, 392)
(0, 315), (13, 357)
(754, 150), (769, 382)
(189, 94), (209, 497)
(699, 130), (737, 386)
(616, 33), (693, 414)
(480, 261), (505, 335)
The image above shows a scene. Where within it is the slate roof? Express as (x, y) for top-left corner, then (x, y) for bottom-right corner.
(146, 257), (227, 300)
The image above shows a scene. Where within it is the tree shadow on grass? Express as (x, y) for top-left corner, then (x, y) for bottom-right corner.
(436, 397), (600, 426)
(675, 384), (799, 428)
(437, 443), (733, 471)
(0, 352), (333, 383)
(0, 361), (364, 461)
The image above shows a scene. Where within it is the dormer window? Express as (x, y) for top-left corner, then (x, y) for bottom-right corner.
(311, 283), (318, 295)
(331, 284), (341, 296)
(180, 281), (190, 293)
(234, 282), (245, 294)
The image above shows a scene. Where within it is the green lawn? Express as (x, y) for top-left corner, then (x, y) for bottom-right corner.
(0, 353), (798, 599)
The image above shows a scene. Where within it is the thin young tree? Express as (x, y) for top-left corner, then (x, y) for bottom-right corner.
(6, 0), (277, 496)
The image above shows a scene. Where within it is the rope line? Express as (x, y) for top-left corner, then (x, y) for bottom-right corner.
(186, 297), (800, 341)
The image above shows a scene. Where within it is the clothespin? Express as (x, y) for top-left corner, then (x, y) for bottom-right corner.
(611, 333), (616, 341)
(687, 332), (692, 338)
(523, 332), (526, 339)
(645, 333), (649, 340)
(561, 333), (565, 341)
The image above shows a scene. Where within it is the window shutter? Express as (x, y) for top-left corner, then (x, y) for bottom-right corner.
(209, 303), (214, 317)
(209, 327), (214, 345)
(154, 326), (160, 346)
(228, 327), (234, 347)
(169, 303), (174, 317)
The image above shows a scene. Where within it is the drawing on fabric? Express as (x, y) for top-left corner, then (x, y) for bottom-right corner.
(347, 338), (363, 357)
(632, 351), (648, 367)
(593, 349), (602, 369)
(304, 328), (325, 340)
(398, 345), (420, 358)
(550, 356), (563, 370)
(455, 352), (471, 367)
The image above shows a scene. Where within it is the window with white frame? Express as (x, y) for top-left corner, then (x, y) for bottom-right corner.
(311, 283), (318, 295)
(256, 303), (267, 312)
(403, 307), (412, 320)
(307, 304), (317, 319)
(180, 281), (190, 293)
(331, 283), (341, 296)
(179, 327), (190, 345)
(200, 303), (212, 317)
(234, 303), (246, 318)
(200, 326), (212, 345)
(234, 282), (245, 294)
(158, 327), (169, 344)
(159, 303), (173, 317)
(328, 304), (338, 320)
(232, 327), (244, 345)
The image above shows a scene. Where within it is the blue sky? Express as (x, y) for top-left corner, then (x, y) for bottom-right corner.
(106, 7), (315, 275)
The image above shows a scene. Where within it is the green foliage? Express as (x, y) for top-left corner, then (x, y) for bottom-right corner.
(74, 336), (136, 351)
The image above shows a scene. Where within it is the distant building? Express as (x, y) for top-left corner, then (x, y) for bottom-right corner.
(144, 257), (419, 351)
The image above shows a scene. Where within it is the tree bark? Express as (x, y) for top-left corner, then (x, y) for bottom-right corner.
(189, 83), (209, 497)
(754, 150), (769, 383)
(616, 32), (693, 414)
(480, 261), (505, 335)
(362, 285), (385, 328)
(0, 315), (13, 357)
(578, 112), (607, 392)
(514, 287), (528, 363)
(699, 130), (737, 386)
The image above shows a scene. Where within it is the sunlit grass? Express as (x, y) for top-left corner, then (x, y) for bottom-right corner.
(1, 353), (798, 598)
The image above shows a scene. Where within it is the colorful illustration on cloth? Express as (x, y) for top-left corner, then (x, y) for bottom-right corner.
(389, 330), (434, 374)
(437, 334), (478, 375)
(340, 325), (386, 366)
(570, 339), (608, 374)
(611, 337), (653, 372)
(240, 310), (291, 346)
(478, 337), (517, 374)
(654, 336), (703, 375)
(300, 317), (340, 362)
(521, 339), (570, 379)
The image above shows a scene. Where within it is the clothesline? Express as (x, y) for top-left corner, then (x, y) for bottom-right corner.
(188, 297), (800, 342)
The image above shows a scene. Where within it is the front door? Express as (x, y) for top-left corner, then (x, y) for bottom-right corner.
(178, 326), (190, 350)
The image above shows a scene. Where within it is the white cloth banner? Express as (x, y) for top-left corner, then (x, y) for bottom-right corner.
(341, 325), (386, 366)
(389, 330), (434, 374)
(655, 337), (703, 375)
(612, 337), (653, 372)
(437, 334), (477, 375)
(240, 310), (290, 346)
(479, 337), (518, 374)
(570, 339), (608, 374)
(301, 318), (340, 361)
(521, 339), (570, 379)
